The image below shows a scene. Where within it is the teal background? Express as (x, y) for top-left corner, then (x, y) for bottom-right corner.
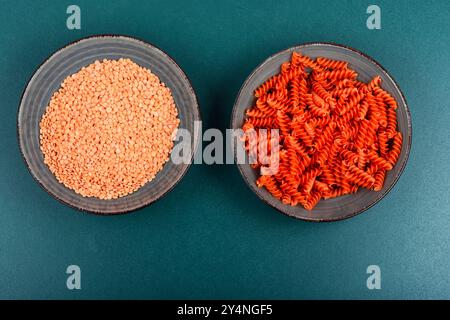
(0, 0), (449, 299)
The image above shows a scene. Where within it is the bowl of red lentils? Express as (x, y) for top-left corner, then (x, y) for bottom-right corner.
(18, 35), (200, 214)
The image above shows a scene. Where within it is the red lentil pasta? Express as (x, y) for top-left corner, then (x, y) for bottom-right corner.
(242, 51), (403, 210)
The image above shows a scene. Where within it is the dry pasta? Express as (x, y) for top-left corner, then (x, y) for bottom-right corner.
(242, 52), (402, 210)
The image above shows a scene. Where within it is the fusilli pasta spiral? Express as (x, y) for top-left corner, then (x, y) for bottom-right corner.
(242, 51), (403, 210)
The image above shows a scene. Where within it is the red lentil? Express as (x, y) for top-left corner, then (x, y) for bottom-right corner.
(40, 58), (180, 199)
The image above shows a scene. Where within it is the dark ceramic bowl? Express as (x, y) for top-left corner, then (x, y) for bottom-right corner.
(18, 35), (201, 215)
(231, 43), (412, 222)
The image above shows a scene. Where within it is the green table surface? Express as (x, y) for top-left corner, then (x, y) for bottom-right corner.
(0, 0), (449, 299)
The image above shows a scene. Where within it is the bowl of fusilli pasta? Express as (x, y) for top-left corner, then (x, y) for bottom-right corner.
(231, 43), (411, 222)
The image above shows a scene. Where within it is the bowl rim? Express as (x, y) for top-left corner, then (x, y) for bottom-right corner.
(231, 42), (412, 222)
(17, 34), (201, 216)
